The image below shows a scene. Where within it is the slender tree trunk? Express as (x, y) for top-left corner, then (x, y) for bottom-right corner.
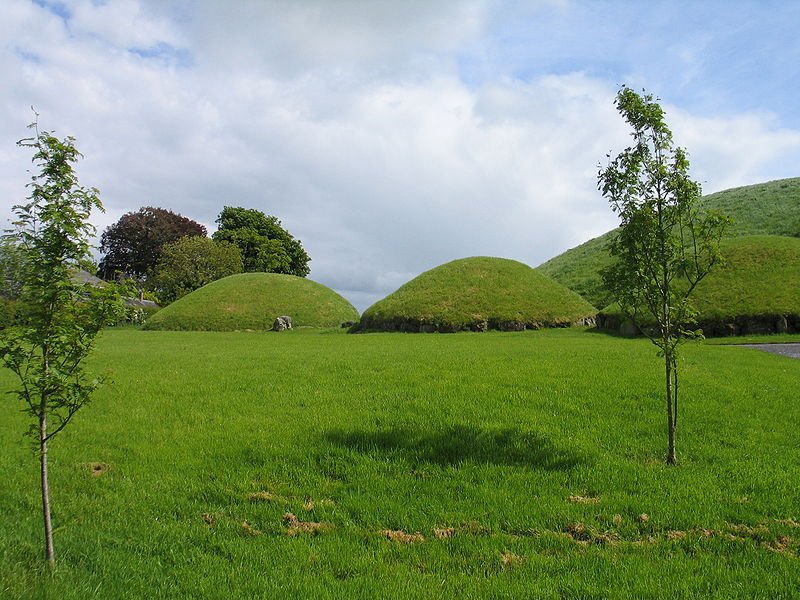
(665, 349), (677, 465)
(40, 406), (55, 568)
(672, 363), (678, 429)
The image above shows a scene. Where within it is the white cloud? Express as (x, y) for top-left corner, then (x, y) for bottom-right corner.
(1, 0), (798, 312)
(71, 0), (184, 52)
(670, 109), (800, 194)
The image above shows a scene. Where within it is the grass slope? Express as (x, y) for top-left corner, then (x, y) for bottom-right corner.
(538, 177), (800, 309)
(599, 235), (800, 335)
(698, 177), (800, 238)
(145, 272), (358, 331)
(1, 328), (798, 598)
(360, 256), (596, 332)
(692, 236), (800, 320)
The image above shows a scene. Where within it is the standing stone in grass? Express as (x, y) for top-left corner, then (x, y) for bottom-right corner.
(471, 320), (488, 332)
(273, 315), (293, 331)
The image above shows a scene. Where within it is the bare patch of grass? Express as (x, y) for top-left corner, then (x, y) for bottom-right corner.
(500, 551), (525, 568)
(568, 493), (600, 504)
(564, 522), (592, 544)
(283, 513), (331, 536)
(564, 522), (618, 546)
(303, 498), (335, 511)
(765, 535), (794, 555)
(380, 529), (425, 544)
(432, 527), (456, 539)
(776, 518), (800, 528)
(247, 491), (276, 502)
(85, 462), (109, 477)
(241, 520), (262, 536)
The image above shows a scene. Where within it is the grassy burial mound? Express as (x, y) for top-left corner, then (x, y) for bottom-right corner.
(598, 236), (800, 336)
(144, 272), (358, 331)
(359, 257), (596, 332)
(538, 177), (800, 310)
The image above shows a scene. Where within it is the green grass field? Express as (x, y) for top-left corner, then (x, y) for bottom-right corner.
(1, 328), (798, 598)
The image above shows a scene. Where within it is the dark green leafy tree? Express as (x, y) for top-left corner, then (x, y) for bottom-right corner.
(598, 87), (728, 465)
(0, 117), (123, 567)
(150, 236), (244, 304)
(213, 206), (310, 276)
(97, 206), (207, 280)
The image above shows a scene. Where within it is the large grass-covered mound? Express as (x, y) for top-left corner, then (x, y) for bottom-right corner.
(538, 177), (800, 310)
(144, 273), (358, 331)
(598, 236), (800, 335)
(359, 256), (596, 332)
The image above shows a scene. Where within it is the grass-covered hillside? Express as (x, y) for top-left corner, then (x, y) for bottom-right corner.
(698, 177), (800, 238)
(599, 235), (800, 335)
(144, 272), (358, 331)
(538, 177), (800, 310)
(360, 257), (596, 332)
(1, 329), (798, 598)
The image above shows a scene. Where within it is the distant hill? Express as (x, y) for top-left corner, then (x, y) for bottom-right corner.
(144, 273), (358, 331)
(537, 177), (800, 310)
(598, 236), (800, 335)
(359, 256), (596, 333)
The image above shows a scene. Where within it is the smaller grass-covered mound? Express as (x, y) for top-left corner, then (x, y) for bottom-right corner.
(359, 257), (597, 333)
(599, 236), (800, 336)
(144, 273), (358, 331)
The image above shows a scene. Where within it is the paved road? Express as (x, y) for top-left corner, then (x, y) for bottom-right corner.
(739, 343), (800, 359)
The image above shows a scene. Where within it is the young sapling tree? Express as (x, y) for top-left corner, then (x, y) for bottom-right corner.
(598, 87), (728, 465)
(0, 115), (123, 567)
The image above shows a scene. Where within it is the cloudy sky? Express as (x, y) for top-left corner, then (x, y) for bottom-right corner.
(2, 0), (799, 310)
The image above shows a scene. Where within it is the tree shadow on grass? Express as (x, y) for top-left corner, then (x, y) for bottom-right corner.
(325, 425), (586, 471)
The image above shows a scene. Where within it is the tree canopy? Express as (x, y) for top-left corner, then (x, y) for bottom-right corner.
(98, 207), (207, 280)
(149, 236), (243, 304)
(212, 206), (310, 277)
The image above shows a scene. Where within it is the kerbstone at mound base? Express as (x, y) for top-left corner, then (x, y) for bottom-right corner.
(273, 316), (293, 331)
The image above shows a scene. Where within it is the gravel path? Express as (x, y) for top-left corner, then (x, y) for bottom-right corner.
(738, 343), (800, 359)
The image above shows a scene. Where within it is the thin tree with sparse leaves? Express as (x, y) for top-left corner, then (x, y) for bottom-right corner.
(599, 87), (728, 465)
(0, 114), (123, 567)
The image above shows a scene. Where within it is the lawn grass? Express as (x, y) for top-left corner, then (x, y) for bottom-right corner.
(361, 256), (596, 332)
(704, 333), (800, 345)
(1, 328), (797, 598)
(145, 272), (359, 331)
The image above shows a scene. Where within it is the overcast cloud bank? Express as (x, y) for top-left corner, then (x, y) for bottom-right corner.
(2, 0), (798, 310)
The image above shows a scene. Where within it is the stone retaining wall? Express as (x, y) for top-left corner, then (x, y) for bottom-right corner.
(356, 315), (596, 333)
(597, 313), (800, 337)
